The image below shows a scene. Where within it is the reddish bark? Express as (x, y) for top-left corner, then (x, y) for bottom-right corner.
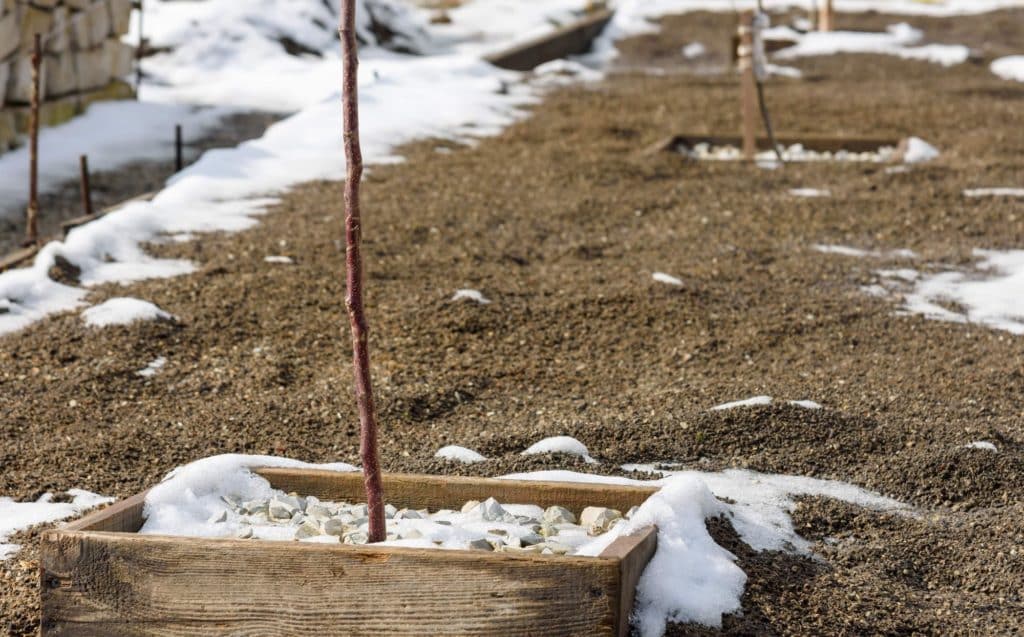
(339, 0), (386, 543)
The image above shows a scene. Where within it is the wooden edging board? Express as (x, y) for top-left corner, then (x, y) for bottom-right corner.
(485, 9), (614, 71)
(41, 469), (659, 637)
(644, 133), (908, 160)
(0, 191), (155, 273)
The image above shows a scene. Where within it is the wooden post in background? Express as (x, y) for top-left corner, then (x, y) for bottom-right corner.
(174, 124), (183, 172)
(79, 155), (94, 217)
(134, 0), (145, 92)
(25, 33), (41, 246)
(819, 0), (834, 32)
(738, 11), (758, 161)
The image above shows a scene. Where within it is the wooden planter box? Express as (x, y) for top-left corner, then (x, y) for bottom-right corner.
(41, 470), (659, 636)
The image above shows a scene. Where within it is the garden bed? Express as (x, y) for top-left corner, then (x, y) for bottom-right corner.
(41, 469), (657, 636)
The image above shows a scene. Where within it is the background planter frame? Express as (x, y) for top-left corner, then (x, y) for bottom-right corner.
(41, 469), (659, 636)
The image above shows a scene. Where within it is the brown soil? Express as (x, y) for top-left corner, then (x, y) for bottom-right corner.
(0, 112), (283, 256)
(3, 8), (1024, 636)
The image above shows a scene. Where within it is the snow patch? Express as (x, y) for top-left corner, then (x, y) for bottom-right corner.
(875, 250), (1024, 335)
(522, 436), (598, 464)
(963, 187), (1024, 198)
(141, 455), (358, 540)
(991, 56), (1024, 82)
(790, 188), (831, 198)
(711, 396), (773, 411)
(1, 490), (113, 560)
(652, 272), (684, 287)
(451, 289), (492, 305)
(773, 23), (969, 67)
(789, 400), (823, 410)
(964, 441), (998, 452)
(813, 244), (917, 259)
(902, 137), (940, 164)
(136, 356), (167, 378)
(264, 256), (295, 265)
(508, 465), (909, 633)
(435, 445), (487, 464)
(82, 298), (173, 328)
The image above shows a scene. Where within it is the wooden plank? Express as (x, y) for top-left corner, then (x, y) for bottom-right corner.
(485, 9), (613, 71)
(256, 468), (659, 512)
(0, 244), (38, 272)
(665, 133), (903, 155)
(63, 491), (148, 533)
(42, 530), (623, 636)
(602, 527), (659, 637)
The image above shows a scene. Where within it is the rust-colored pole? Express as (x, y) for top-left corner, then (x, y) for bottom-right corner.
(738, 11), (758, 161)
(26, 33), (41, 246)
(339, 0), (386, 544)
(819, 0), (834, 32)
(79, 155), (93, 217)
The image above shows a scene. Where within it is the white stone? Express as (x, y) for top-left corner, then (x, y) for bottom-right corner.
(580, 507), (622, 534)
(207, 510), (227, 524)
(542, 505), (576, 525)
(322, 518), (345, 536)
(461, 500), (480, 514)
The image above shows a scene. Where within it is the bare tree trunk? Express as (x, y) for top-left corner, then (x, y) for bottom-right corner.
(26, 33), (41, 246)
(339, 0), (386, 544)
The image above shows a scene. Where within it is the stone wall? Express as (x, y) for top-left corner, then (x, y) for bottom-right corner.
(0, 0), (135, 153)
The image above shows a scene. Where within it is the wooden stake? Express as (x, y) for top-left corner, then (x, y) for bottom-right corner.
(819, 0), (834, 32)
(79, 155), (94, 217)
(25, 33), (41, 246)
(339, 0), (386, 544)
(174, 124), (183, 172)
(135, 0), (145, 93)
(738, 11), (758, 161)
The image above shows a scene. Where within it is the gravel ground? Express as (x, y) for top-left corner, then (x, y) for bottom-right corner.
(2, 9), (1024, 636)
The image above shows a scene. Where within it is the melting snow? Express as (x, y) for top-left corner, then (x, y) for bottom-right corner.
(522, 436), (599, 464)
(652, 272), (684, 287)
(790, 188), (831, 197)
(711, 396), (773, 411)
(964, 441), (998, 452)
(82, 298), (173, 328)
(789, 400), (823, 410)
(136, 356), (168, 378)
(434, 445), (487, 463)
(264, 256), (295, 265)
(1, 490), (114, 560)
(963, 188), (1024, 198)
(772, 23), (969, 67)
(991, 55), (1024, 82)
(451, 289), (492, 305)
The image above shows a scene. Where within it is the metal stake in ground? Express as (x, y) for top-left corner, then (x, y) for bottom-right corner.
(175, 124), (183, 172)
(79, 155), (94, 217)
(25, 33), (41, 246)
(339, 0), (386, 544)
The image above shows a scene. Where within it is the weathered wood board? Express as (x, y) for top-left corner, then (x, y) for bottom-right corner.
(486, 9), (614, 71)
(647, 133), (907, 159)
(41, 471), (659, 637)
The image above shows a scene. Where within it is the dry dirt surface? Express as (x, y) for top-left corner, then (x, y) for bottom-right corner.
(3, 9), (1024, 637)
